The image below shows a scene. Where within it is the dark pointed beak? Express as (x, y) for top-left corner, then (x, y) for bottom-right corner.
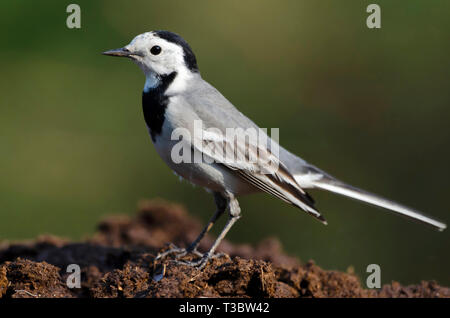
(102, 47), (143, 58)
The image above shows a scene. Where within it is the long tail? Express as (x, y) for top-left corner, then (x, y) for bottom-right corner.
(297, 171), (446, 231)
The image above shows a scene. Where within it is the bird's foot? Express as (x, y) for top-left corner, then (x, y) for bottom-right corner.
(176, 252), (227, 270)
(155, 244), (203, 260)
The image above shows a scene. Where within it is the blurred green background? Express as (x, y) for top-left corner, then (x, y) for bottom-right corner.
(0, 0), (449, 286)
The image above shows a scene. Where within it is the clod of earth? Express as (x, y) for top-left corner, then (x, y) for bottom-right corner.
(0, 200), (448, 298)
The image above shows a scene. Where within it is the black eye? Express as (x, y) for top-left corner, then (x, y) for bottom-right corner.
(150, 45), (161, 55)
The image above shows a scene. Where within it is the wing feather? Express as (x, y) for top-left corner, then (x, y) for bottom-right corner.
(193, 130), (326, 223)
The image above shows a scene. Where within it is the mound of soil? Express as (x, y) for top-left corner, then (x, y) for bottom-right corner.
(0, 199), (448, 298)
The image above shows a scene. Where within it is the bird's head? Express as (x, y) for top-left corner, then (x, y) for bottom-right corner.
(103, 31), (199, 92)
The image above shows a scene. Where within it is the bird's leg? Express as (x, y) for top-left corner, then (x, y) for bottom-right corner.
(185, 192), (227, 254)
(156, 192), (226, 260)
(180, 194), (241, 269)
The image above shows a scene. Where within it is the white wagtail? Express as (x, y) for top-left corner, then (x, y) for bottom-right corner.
(103, 31), (446, 268)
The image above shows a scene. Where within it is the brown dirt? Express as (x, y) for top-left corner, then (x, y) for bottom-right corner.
(0, 199), (448, 298)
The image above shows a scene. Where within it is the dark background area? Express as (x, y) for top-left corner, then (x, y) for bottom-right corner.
(0, 0), (448, 285)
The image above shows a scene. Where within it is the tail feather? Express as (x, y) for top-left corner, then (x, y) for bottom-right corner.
(307, 176), (446, 231)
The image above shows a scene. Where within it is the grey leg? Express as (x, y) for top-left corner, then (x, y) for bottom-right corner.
(180, 193), (242, 269)
(186, 192), (228, 253)
(156, 192), (227, 260)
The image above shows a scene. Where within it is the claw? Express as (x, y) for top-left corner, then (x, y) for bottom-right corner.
(156, 244), (204, 260)
(156, 246), (187, 260)
(175, 252), (228, 269)
(176, 256), (208, 269)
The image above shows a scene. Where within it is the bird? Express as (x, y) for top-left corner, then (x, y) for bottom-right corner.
(103, 30), (446, 268)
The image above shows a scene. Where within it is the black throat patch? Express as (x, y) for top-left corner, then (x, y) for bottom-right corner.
(142, 72), (177, 142)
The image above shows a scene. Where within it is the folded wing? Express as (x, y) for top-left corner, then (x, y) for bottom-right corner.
(192, 130), (327, 224)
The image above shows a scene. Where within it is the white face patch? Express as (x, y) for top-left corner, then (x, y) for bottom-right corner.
(125, 32), (194, 94)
